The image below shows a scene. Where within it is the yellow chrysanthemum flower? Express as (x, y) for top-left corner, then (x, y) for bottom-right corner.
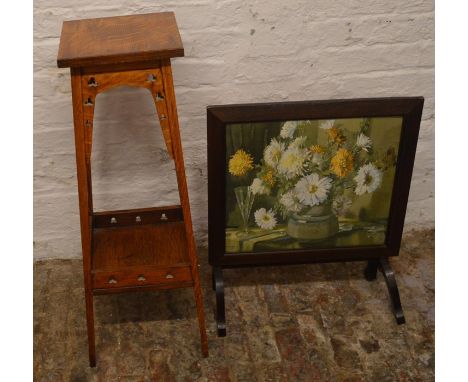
(310, 144), (326, 154)
(328, 127), (346, 146)
(330, 148), (354, 178)
(262, 170), (275, 187)
(228, 149), (254, 176)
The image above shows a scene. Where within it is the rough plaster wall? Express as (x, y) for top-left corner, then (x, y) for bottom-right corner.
(34, 1), (435, 259)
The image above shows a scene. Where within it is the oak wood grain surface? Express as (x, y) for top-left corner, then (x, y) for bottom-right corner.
(93, 222), (190, 271)
(57, 12), (184, 68)
(92, 265), (193, 290)
(93, 205), (183, 228)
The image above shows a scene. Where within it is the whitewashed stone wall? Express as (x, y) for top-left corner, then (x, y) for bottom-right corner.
(34, 0), (435, 259)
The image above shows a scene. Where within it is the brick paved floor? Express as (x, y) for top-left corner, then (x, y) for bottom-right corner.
(34, 230), (434, 381)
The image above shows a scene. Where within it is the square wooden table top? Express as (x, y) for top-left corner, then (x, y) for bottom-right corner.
(57, 12), (184, 68)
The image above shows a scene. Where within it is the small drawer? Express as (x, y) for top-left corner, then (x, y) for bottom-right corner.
(93, 266), (192, 289)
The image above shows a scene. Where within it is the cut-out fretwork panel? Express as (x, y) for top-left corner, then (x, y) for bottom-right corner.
(147, 73), (157, 82)
(155, 92), (165, 101)
(80, 66), (174, 158)
(88, 77), (98, 87)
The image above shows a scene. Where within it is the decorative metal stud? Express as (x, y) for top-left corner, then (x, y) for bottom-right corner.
(147, 73), (156, 82)
(137, 275), (146, 282)
(160, 213), (168, 221)
(110, 217), (117, 224)
(85, 120), (92, 128)
(165, 273), (174, 279)
(108, 277), (117, 284)
(135, 216), (142, 222)
(84, 97), (93, 106)
(160, 114), (167, 120)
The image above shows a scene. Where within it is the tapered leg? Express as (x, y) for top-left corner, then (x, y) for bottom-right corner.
(71, 68), (96, 366)
(380, 258), (406, 325)
(213, 267), (226, 337)
(160, 59), (209, 356)
(85, 290), (96, 367)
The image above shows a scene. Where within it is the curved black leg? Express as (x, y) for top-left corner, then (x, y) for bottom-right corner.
(364, 260), (379, 281)
(213, 267), (226, 337)
(379, 258), (406, 325)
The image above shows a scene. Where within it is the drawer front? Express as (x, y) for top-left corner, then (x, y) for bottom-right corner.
(93, 266), (192, 289)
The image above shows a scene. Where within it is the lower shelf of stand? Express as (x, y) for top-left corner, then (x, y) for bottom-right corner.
(92, 220), (193, 293)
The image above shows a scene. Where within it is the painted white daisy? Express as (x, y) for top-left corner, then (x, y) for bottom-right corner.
(332, 195), (352, 216)
(249, 178), (269, 195)
(356, 133), (372, 152)
(280, 121), (298, 139)
(277, 147), (309, 179)
(289, 136), (308, 149)
(354, 163), (382, 195)
(263, 138), (285, 168)
(294, 173), (332, 206)
(319, 119), (335, 130)
(254, 208), (277, 230)
(280, 189), (303, 213)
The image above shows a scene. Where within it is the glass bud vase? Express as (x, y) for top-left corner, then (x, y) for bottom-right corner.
(234, 186), (255, 234)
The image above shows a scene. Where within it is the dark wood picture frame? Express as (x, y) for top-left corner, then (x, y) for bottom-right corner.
(207, 97), (424, 336)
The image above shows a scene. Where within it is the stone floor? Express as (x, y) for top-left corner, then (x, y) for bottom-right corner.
(34, 230), (434, 382)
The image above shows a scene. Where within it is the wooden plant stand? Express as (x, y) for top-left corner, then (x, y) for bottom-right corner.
(57, 12), (208, 366)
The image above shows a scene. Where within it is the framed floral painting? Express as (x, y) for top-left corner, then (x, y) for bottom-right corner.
(207, 98), (423, 267)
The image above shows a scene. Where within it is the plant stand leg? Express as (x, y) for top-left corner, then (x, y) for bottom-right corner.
(160, 59), (209, 357)
(70, 68), (97, 366)
(364, 260), (379, 281)
(213, 267), (226, 337)
(379, 258), (406, 325)
(85, 290), (96, 367)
